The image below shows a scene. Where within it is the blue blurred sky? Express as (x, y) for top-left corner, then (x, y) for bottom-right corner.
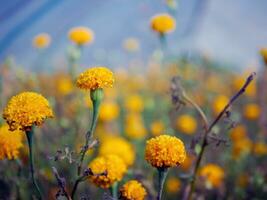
(0, 0), (266, 71)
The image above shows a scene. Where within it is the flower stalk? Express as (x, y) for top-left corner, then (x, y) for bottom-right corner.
(26, 128), (42, 199)
(111, 182), (118, 200)
(157, 168), (168, 200)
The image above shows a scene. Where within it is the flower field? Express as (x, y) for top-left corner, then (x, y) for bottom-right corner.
(0, 2), (267, 200)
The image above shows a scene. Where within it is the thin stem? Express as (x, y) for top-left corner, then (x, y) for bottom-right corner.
(71, 176), (84, 199)
(111, 182), (118, 200)
(77, 97), (101, 175)
(157, 168), (168, 200)
(184, 72), (256, 200)
(26, 129), (42, 200)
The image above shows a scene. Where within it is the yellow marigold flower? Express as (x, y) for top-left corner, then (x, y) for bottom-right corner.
(125, 113), (147, 140)
(253, 142), (267, 156)
(98, 136), (135, 166)
(232, 138), (252, 159)
(230, 125), (247, 142)
(199, 164), (225, 188)
(56, 75), (73, 96)
(150, 13), (176, 34)
(145, 135), (186, 168)
(99, 101), (120, 122)
(88, 154), (127, 188)
(175, 114), (197, 135)
(260, 48), (267, 64)
(166, 177), (181, 193)
(180, 154), (195, 172)
(68, 26), (94, 46)
(212, 95), (229, 115)
(123, 37), (140, 52)
(3, 92), (54, 131)
(150, 120), (165, 136)
(125, 95), (144, 113)
(119, 180), (147, 200)
(243, 103), (260, 120)
(76, 67), (114, 90)
(32, 33), (51, 49)
(0, 124), (24, 160)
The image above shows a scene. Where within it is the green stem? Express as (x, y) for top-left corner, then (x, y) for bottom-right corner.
(26, 129), (42, 199)
(111, 182), (118, 200)
(157, 168), (168, 200)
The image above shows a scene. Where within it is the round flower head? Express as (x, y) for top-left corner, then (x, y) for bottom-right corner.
(0, 124), (24, 160)
(176, 114), (197, 135)
(119, 180), (147, 200)
(88, 154), (127, 188)
(68, 26), (94, 46)
(212, 95), (229, 115)
(199, 164), (225, 188)
(32, 33), (51, 49)
(150, 13), (176, 34)
(3, 92), (54, 131)
(99, 136), (135, 166)
(145, 135), (186, 168)
(166, 177), (181, 193)
(243, 103), (260, 120)
(76, 67), (114, 90)
(99, 101), (120, 122)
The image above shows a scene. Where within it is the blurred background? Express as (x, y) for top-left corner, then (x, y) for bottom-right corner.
(1, 0), (267, 71)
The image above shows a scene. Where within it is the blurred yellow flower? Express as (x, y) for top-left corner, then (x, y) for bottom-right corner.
(88, 154), (127, 188)
(125, 113), (147, 139)
(0, 124), (24, 160)
(3, 92), (54, 131)
(243, 103), (260, 120)
(76, 67), (114, 90)
(150, 13), (176, 34)
(199, 164), (225, 188)
(180, 154), (195, 172)
(166, 177), (181, 193)
(232, 138), (252, 159)
(125, 95), (144, 113)
(56, 75), (73, 96)
(150, 120), (165, 136)
(260, 48), (267, 64)
(119, 180), (147, 200)
(253, 142), (267, 156)
(99, 136), (135, 166)
(233, 76), (256, 98)
(230, 125), (247, 142)
(68, 26), (94, 46)
(175, 114), (197, 135)
(145, 135), (186, 168)
(236, 173), (249, 188)
(123, 37), (140, 52)
(32, 33), (51, 49)
(99, 101), (120, 122)
(212, 95), (229, 115)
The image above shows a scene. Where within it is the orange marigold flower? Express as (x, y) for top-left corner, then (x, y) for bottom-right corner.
(68, 26), (94, 45)
(150, 13), (176, 34)
(119, 180), (147, 200)
(199, 164), (225, 188)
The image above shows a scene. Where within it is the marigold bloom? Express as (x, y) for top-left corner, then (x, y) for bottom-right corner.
(125, 113), (147, 139)
(212, 95), (229, 115)
(166, 177), (181, 193)
(32, 33), (51, 49)
(99, 136), (135, 166)
(150, 120), (165, 136)
(76, 67), (114, 90)
(119, 180), (147, 200)
(232, 138), (252, 159)
(68, 26), (94, 45)
(125, 95), (144, 113)
(145, 135), (186, 168)
(175, 114), (197, 135)
(99, 101), (120, 122)
(199, 164), (225, 188)
(3, 92), (54, 131)
(260, 48), (267, 64)
(88, 154), (127, 188)
(150, 13), (176, 34)
(123, 37), (140, 52)
(0, 124), (24, 160)
(180, 154), (195, 171)
(56, 75), (73, 96)
(253, 142), (267, 156)
(230, 125), (247, 142)
(243, 103), (260, 120)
